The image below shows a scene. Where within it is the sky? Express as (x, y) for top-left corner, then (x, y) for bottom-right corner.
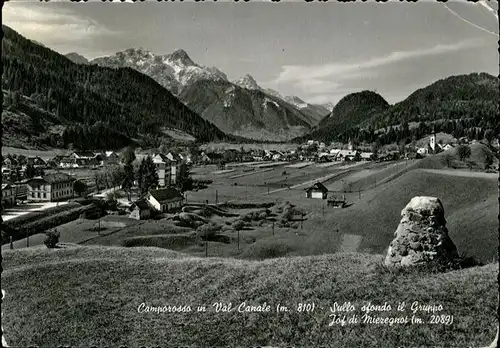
(3, 0), (498, 105)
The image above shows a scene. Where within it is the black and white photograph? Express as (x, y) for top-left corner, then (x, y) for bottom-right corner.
(1, 0), (499, 347)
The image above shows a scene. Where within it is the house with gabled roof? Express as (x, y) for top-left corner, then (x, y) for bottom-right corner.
(146, 187), (184, 213)
(305, 182), (328, 199)
(128, 198), (151, 220)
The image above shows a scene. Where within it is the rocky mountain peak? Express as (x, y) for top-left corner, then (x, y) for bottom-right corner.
(167, 49), (195, 66)
(233, 74), (260, 90)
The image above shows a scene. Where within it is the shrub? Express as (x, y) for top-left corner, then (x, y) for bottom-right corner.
(44, 230), (60, 248)
(196, 222), (222, 240)
(231, 220), (245, 231)
(457, 145), (471, 162)
(122, 234), (197, 249)
(241, 239), (293, 260)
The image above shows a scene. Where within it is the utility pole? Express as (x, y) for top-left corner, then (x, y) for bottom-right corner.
(322, 203), (325, 216)
(10, 235), (13, 250)
(272, 221), (275, 235)
(358, 190), (361, 200)
(237, 229), (240, 251)
(301, 212), (304, 229)
(205, 228), (208, 257)
(215, 189), (218, 204)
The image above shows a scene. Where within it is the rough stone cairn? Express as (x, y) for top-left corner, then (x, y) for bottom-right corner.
(385, 196), (458, 267)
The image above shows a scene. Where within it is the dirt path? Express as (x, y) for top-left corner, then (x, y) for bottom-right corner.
(420, 169), (498, 179)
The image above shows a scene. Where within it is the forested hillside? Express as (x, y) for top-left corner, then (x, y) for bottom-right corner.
(1, 26), (230, 150)
(295, 73), (499, 146)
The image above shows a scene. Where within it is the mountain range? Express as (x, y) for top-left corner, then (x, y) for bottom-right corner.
(3, 25), (497, 151)
(1, 25), (232, 150)
(85, 50), (329, 141)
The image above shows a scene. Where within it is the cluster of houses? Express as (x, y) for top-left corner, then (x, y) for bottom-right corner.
(56, 151), (120, 168)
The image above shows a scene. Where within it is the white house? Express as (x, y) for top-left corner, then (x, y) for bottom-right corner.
(417, 147), (429, 155)
(440, 144), (455, 151)
(336, 150), (357, 161)
(146, 187), (184, 213)
(360, 152), (374, 161)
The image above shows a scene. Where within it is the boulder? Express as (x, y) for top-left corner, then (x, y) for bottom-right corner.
(384, 196), (458, 268)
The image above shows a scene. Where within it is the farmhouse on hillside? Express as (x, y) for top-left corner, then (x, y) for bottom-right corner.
(146, 187), (184, 213)
(1, 184), (16, 206)
(305, 182), (329, 199)
(128, 198), (151, 220)
(25, 172), (75, 202)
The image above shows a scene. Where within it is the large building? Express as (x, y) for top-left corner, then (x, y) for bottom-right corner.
(152, 154), (172, 187)
(152, 153), (181, 187)
(26, 172), (75, 202)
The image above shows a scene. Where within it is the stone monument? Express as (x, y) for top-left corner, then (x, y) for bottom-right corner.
(385, 196), (458, 267)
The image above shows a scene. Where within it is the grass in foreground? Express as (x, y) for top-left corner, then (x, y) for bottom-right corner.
(1, 245), (498, 347)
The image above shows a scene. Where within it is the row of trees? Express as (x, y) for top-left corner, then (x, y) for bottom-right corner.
(111, 147), (193, 200)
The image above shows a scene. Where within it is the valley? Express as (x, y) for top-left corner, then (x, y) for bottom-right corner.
(1, 4), (499, 346)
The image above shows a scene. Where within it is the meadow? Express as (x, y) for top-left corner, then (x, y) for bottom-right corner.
(1, 245), (497, 347)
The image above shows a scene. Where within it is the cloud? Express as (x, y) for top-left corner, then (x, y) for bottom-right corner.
(3, 3), (119, 48)
(270, 38), (486, 105)
(275, 39), (484, 86)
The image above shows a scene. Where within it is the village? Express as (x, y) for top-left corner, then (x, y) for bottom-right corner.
(0, 131), (488, 222)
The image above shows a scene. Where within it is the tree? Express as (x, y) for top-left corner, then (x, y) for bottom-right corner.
(196, 222), (221, 240)
(74, 180), (88, 197)
(484, 129), (494, 147)
(44, 229), (60, 249)
(232, 220), (245, 251)
(136, 156), (159, 196)
(121, 146), (136, 200)
(457, 145), (472, 162)
(466, 160), (475, 171)
(483, 150), (494, 170)
(121, 146), (136, 165)
(442, 154), (454, 168)
(177, 163), (193, 192)
(24, 164), (36, 179)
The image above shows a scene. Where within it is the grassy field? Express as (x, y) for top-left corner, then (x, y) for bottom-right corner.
(185, 156), (498, 263)
(1, 146), (69, 160)
(200, 142), (299, 152)
(2, 244), (497, 347)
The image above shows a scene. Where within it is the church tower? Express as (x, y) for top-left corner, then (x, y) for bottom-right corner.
(429, 128), (436, 153)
